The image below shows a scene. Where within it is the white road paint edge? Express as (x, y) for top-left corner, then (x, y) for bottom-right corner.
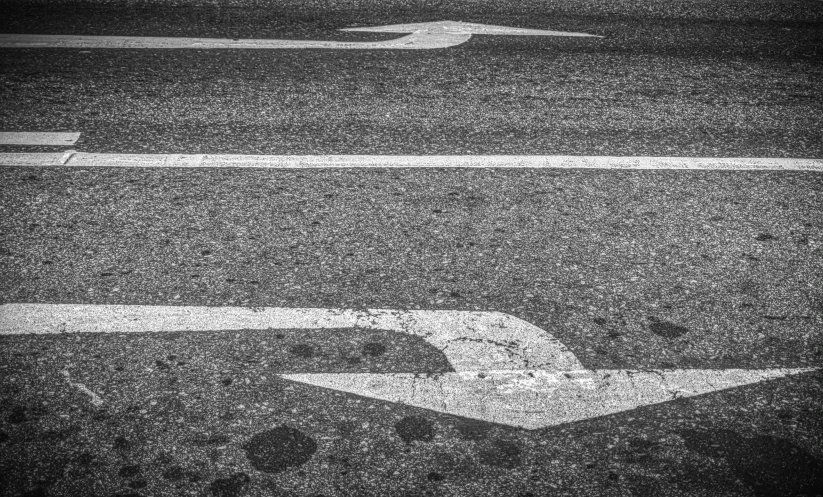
(0, 304), (815, 429)
(0, 152), (821, 171)
(0, 132), (80, 146)
(0, 21), (599, 51)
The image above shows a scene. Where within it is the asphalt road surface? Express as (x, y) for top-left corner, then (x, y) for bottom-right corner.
(1, 0), (822, 496)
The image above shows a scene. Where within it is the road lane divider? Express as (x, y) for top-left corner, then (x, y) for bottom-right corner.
(0, 132), (80, 146)
(0, 304), (815, 429)
(0, 152), (821, 170)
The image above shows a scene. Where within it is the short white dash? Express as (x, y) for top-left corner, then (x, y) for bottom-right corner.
(0, 132), (80, 146)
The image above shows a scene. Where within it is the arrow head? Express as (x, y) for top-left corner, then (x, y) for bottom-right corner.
(341, 20), (601, 38)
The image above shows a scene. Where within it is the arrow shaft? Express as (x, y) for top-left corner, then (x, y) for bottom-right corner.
(0, 32), (471, 50)
(0, 304), (583, 371)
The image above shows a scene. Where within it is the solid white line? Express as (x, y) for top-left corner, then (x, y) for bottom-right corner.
(1, 304), (815, 429)
(0, 132), (80, 146)
(0, 152), (820, 171)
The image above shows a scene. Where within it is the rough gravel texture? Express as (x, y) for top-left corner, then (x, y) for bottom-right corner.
(1, 0), (822, 495)
(1, 0), (822, 156)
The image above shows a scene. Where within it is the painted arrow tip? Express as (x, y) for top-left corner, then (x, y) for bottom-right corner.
(341, 20), (602, 38)
(280, 368), (817, 430)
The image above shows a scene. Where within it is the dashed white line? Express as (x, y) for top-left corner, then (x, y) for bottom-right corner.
(0, 132), (80, 146)
(0, 152), (820, 170)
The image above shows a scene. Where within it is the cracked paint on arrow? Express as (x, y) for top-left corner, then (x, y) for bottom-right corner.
(0, 21), (600, 50)
(0, 304), (814, 429)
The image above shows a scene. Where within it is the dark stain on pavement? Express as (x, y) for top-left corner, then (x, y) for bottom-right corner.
(479, 440), (522, 469)
(679, 429), (823, 496)
(362, 342), (386, 357)
(74, 451), (95, 466)
(8, 405), (27, 423)
(113, 436), (132, 453)
(395, 416), (435, 444)
(647, 317), (690, 339)
(453, 419), (492, 440)
(118, 464), (141, 478)
(289, 344), (315, 359)
(161, 465), (184, 481)
(209, 472), (250, 497)
(161, 465), (201, 482)
(427, 471), (445, 482)
(755, 233), (775, 241)
(623, 437), (662, 464)
(336, 420), (357, 439)
(191, 434), (231, 446)
(18, 488), (48, 497)
(242, 426), (317, 473)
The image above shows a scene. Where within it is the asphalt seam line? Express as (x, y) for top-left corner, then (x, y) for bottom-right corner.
(0, 152), (821, 170)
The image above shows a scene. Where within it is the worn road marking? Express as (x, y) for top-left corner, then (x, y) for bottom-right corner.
(0, 21), (599, 51)
(61, 369), (104, 407)
(0, 132), (80, 146)
(1, 152), (821, 171)
(0, 304), (814, 429)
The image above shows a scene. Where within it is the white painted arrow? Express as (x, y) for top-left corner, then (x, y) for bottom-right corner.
(0, 304), (813, 429)
(0, 21), (600, 50)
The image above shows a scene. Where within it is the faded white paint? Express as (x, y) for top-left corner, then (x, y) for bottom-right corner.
(0, 21), (599, 51)
(61, 369), (104, 407)
(0, 132), (79, 146)
(1, 152), (821, 171)
(283, 369), (803, 429)
(0, 304), (580, 371)
(0, 304), (813, 429)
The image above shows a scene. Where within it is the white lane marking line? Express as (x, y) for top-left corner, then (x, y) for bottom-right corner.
(0, 132), (80, 146)
(61, 369), (104, 407)
(0, 304), (581, 371)
(0, 21), (600, 51)
(1, 304), (815, 429)
(0, 153), (820, 171)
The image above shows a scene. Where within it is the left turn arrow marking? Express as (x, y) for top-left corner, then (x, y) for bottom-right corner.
(0, 304), (814, 429)
(0, 20), (600, 50)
